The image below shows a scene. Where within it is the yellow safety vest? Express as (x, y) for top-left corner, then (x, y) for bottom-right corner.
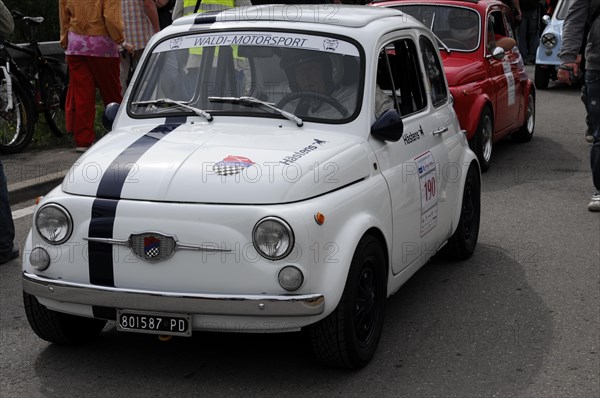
(183, 0), (235, 17)
(184, 0), (236, 55)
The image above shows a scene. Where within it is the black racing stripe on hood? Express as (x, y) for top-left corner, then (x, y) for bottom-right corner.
(88, 198), (119, 287)
(97, 116), (186, 199)
(89, 116), (185, 287)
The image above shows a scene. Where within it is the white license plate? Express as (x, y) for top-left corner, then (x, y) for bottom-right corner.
(117, 309), (192, 337)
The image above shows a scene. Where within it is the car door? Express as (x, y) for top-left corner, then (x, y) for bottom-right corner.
(369, 33), (452, 275)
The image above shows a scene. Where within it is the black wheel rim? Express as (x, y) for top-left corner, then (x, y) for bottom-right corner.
(354, 259), (378, 345)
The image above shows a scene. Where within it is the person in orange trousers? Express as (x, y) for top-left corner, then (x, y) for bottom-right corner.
(59, 0), (133, 152)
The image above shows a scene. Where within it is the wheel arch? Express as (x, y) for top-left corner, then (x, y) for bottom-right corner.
(461, 93), (493, 141)
(313, 215), (391, 318)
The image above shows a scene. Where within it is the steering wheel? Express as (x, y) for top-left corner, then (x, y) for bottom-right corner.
(442, 38), (468, 49)
(276, 91), (349, 117)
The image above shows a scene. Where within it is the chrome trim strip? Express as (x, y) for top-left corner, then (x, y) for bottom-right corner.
(23, 272), (324, 317)
(83, 237), (129, 245)
(83, 237), (232, 252)
(175, 242), (231, 252)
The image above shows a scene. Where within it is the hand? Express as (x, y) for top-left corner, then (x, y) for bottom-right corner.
(557, 63), (578, 84)
(122, 42), (135, 54)
(154, 0), (168, 8)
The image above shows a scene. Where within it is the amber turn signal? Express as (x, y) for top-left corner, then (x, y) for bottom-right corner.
(314, 212), (325, 225)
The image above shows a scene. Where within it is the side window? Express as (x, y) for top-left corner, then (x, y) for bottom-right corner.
(486, 14), (497, 54)
(376, 38), (427, 117)
(419, 36), (448, 107)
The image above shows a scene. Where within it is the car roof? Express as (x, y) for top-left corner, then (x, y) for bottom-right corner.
(172, 4), (410, 29)
(369, 0), (507, 10)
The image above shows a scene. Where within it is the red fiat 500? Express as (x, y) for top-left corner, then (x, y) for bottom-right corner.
(371, 0), (535, 171)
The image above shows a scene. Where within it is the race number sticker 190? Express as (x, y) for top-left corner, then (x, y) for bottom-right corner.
(415, 151), (438, 237)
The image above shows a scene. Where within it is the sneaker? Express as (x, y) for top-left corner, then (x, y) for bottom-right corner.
(589, 192), (600, 212)
(0, 247), (19, 265)
(585, 128), (594, 144)
(75, 146), (89, 153)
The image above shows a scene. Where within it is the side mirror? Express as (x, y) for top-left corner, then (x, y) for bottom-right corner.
(371, 109), (404, 142)
(492, 46), (505, 60)
(542, 14), (551, 25)
(102, 102), (120, 132)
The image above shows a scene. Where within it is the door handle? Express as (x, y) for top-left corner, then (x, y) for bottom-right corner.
(432, 127), (448, 136)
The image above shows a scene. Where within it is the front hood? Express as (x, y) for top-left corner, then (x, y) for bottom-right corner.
(62, 121), (371, 204)
(441, 55), (487, 86)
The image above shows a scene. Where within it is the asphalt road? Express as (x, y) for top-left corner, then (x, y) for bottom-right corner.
(1, 69), (598, 397)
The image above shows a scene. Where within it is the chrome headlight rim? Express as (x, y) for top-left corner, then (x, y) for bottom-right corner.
(252, 216), (295, 261)
(35, 203), (73, 245)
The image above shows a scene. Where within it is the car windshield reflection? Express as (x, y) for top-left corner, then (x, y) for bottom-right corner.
(129, 31), (362, 123)
(393, 5), (481, 52)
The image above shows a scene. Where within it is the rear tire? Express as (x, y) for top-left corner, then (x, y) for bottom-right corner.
(512, 92), (535, 142)
(23, 292), (106, 345)
(442, 163), (481, 260)
(534, 65), (549, 89)
(40, 64), (68, 137)
(0, 74), (35, 154)
(308, 235), (387, 369)
(469, 107), (493, 172)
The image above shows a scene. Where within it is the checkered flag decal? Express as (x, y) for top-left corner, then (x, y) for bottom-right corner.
(213, 162), (247, 176)
(146, 247), (160, 257)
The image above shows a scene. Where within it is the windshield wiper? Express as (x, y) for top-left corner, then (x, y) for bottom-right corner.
(208, 96), (303, 127)
(132, 98), (213, 122)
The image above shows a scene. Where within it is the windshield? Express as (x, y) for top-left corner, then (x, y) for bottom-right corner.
(393, 5), (481, 52)
(129, 31), (362, 123)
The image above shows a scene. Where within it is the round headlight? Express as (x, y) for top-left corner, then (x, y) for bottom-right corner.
(252, 217), (294, 260)
(541, 33), (556, 49)
(35, 204), (73, 245)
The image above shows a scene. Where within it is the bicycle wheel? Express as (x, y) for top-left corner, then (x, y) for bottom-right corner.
(40, 63), (68, 137)
(0, 73), (35, 154)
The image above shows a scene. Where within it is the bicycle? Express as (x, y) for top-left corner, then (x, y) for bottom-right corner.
(0, 10), (68, 154)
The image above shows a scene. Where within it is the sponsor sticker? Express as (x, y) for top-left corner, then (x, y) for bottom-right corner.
(503, 62), (516, 106)
(154, 32), (359, 56)
(213, 155), (255, 176)
(415, 151), (438, 237)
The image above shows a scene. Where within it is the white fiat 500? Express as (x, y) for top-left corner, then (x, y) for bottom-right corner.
(23, 5), (480, 369)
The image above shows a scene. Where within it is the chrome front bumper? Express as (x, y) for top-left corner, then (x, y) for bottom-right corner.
(23, 272), (325, 317)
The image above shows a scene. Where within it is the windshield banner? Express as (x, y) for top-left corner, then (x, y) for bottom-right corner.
(153, 32), (359, 56)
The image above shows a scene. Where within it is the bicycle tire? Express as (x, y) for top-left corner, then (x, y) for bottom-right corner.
(0, 73), (35, 154)
(40, 63), (68, 137)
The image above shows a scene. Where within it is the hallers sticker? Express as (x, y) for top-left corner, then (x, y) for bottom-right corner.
(403, 125), (425, 145)
(278, 138), (327, 166)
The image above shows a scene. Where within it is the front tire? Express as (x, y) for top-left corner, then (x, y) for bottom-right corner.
(23, 292), (106, 345)
(308, 235), (387, 369)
